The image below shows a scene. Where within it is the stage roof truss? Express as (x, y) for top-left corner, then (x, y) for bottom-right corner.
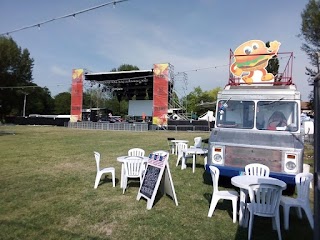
(83, 67), (178, 102)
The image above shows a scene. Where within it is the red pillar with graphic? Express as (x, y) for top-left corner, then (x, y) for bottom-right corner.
(152, 63), (169, 126)
(70, 69), (83, 122)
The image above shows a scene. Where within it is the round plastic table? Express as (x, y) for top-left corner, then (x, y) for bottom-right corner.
(231, 175), (286, 227)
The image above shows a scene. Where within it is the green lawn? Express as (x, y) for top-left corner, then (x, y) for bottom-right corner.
(0, 125), (314, 239)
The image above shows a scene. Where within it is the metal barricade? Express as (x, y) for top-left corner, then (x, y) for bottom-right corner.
(67, 121), (149, 132)
(66, 122), (211, 132)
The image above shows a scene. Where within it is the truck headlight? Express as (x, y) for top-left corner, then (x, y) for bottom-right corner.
(286, 161), (296, 170)
(211, 146), (224, 165)
(214, 154), (222, 162)
(284, 153), (298, 173)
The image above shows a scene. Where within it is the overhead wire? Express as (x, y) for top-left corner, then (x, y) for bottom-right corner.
(0, 0), (129, 36)
(0, 52), (309, 91)
(0, 85), (43, 90)
(175, 64), (228, 75)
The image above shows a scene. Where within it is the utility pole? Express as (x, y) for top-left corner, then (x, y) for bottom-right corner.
(317, 52), (320, 73)
(314, 52), (320, 240)
(23, 93), (28, 117)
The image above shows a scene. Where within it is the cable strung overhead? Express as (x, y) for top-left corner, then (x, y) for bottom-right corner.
(0, 0), (129, 36)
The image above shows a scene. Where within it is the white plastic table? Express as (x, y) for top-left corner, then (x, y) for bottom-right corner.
(171, 140), (189, 155)
(231, 175), (286, 227)
(181, 148), (208, 173)
(117, 156), (149, 188)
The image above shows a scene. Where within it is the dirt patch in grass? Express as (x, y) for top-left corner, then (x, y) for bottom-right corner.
(64, 215), (83, 229)
(90, 220), (116, 236)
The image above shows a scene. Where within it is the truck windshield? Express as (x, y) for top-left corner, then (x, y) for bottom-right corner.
(216, 100), (255, 129)
(256, 101), (299, 132)
(216, 100), (299, 132)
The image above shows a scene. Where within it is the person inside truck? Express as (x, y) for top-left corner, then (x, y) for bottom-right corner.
(267, 111), (287, 130)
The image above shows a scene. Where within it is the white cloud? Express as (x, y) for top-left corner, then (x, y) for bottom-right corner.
(50, 65), (70, 77)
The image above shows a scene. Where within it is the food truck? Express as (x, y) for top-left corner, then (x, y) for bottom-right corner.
(207, 40), (304, 186)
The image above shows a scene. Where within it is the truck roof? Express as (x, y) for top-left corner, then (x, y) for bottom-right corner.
(219, 84), (300, 100)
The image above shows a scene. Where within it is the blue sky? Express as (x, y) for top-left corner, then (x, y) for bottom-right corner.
(0, 0), (314, 100)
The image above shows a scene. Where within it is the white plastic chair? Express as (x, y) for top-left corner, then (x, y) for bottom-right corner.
(122, 156), (145, 194)
(167, 138), (175, 154)
(175, 142), (191, 167)
(280, 172), (314, 230)
(303, 163), (313, 189)
(128, 148), (146, 173)
(93, 151), (115, 189)
(303, 163), (311, 173)
(247, 183), (282, 240)
(190, 137), (202, 148)
(208, 166), (239, 223)
(128, 148), (145, 157)
(243, 163), (270, 200)
(245, 163), (270, 177)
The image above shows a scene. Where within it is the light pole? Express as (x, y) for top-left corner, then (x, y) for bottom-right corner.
(314, 72), (320, 240)
(23, 93), (28, 117)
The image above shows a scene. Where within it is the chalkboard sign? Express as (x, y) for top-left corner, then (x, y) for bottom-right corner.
(139, 165), (161, 199)
(137, 151), (178, 210)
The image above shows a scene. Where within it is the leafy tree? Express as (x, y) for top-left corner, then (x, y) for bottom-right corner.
(182, 86), (221, 116)
(82, 86), (128, 116)
(82, 92), (92, 109)
(169, 90), (180, 108)
(54, 92), (71, 114)
(265, 41), (280, 80)
(300, 0), (320, 107)
(26, 86), (54, 115)
(183, 87), (203, 113)
(83, 87), (112, 108)
(104, 64), (139, 115)
(0, 36), (35, 120)
(105, 97), (128, 116)
(110, 64), (139, 72)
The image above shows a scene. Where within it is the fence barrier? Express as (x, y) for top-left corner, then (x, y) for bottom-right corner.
(66, 121), (211, 132)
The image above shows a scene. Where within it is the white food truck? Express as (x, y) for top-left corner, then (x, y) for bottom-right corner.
(207, 43), (304, 187)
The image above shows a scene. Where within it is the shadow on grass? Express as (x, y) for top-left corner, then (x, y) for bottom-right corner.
(132, 181), (174, 208)
(232, 211), (314, 240)
(202, 170), (236, 189)
(203, 170), (240, 226)
(0, 130), (16, 135)
(97, 176), (120, 188)
(204, 192), (236, 222)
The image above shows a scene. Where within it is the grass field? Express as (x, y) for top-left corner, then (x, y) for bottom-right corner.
(0, 125), (314, 239)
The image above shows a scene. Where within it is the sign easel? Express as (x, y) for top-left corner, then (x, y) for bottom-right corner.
(136, 152), (178, 210)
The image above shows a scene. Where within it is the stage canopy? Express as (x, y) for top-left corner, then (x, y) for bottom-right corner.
(85, 70), (158, 100)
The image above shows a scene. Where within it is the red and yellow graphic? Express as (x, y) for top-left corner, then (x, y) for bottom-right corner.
(230, 40), (281, 84)
(70, 69), (83, 122)
(153, 63), (169, 126)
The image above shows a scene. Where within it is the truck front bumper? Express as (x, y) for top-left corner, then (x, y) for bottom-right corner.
(205, 164), (296, 185)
